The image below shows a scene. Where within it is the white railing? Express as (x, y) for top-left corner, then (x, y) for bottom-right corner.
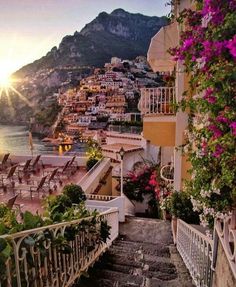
(177, 219), (213, 287)
(78, 158), (111, 194)
(124, 195), (135, 216)
(160, 164), (174, 191)
(139, 87), (175, 115)
(86, 195), (135, 222)
(0, 207), (119, 287)
(86, 194), (117, 201)
(214, 210), (236, 279)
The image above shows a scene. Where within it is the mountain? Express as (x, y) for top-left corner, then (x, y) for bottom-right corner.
(14, 9), (168, 78)
(2, 9), (168, 126)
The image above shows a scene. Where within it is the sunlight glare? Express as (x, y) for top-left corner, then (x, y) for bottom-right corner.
(0, 72), (12, 88)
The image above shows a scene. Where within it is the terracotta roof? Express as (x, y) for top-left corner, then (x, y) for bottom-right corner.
(102, 143), (143, 153)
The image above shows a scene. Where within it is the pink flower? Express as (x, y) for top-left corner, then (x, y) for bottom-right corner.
(216, 115), (230, 124)
(230, 122), (236, 136)
(208, 125), (222, 139)
(203, 88), (216, 103)
(149, 179), (157, 186)
(201, 141), (208, 155)
(212, 144), (224, 158)
(227, 35), (236, 59)
(182, 38), (194, 51)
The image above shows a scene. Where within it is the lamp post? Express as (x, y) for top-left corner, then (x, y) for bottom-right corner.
(119, 147), (125, 197)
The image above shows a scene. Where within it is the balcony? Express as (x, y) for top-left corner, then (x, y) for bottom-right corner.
(139, 87), (176, 146)
(139, 87), (176, 116)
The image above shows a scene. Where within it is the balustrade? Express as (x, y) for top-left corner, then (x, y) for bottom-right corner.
(139, 87), (176, 115)
(214, 210), (236, 280)
(0, 207), (119, 287)
(176, 219), (213, 287)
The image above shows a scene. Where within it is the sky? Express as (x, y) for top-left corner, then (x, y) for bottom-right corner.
(0, 0), (170, 76)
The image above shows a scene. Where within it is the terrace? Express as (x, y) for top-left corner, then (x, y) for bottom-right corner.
(0, 153), (87, 214)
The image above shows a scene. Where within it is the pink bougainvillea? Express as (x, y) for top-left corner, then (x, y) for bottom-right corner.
(170, 0), (236, 227)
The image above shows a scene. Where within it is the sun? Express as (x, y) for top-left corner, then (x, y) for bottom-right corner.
(0, 73), (12, 88)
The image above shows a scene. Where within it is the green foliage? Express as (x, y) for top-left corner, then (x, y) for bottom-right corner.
(0, 183), (111, 284)
(63, 184), (86, 204)
(100, 221), (111, 243)
(86, 158), (99, 171)
(35, 102), (62, 127)
(86, 138), (103, 171)
(169, 0), (236, 227)
(123, 162), (163, 218)
(168, 192), (200, 224)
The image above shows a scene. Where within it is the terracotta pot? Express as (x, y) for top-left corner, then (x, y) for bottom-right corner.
(171, 216), (178, 244)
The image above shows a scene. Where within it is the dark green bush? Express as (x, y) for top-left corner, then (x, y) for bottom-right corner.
(63, 184), (86, 204)
(169, 191), (200, 224)
(86, 158), (98, 171)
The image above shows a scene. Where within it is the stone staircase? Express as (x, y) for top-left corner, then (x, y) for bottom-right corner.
(76, 217), (194, 287)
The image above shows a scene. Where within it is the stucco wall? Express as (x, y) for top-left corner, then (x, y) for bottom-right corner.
(212, 240), (236, 287)
(97, 171), (112, 196)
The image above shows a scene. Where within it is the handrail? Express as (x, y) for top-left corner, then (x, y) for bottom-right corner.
(79, 158), (103, 185)
(160, 164), (174, 183)
(139, 87), (176, 115)
(0, 207), (119, 287)
(214, 210), (236, 280)
(78, 158), (111, 194)
(124, 194), (135, 216)
(176, 219), (213, 287)
(86, 194), (117, 201)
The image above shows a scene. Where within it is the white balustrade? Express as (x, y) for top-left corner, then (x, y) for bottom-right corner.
(78, 158), (111, 194)
(160, 164), (174, 191)
(139, 87), (175, 115)
(214, 210), (236, 280)
(124, 195), (135, 217)
(0, 207), (119, 287)
(86, 194), (117, 201)
(176, 219), (213, 287)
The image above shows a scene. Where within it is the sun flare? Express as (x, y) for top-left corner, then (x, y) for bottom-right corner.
(0, 73), (12, 88)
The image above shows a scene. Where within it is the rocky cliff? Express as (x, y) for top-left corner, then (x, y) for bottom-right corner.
(14, 9), (168, 78)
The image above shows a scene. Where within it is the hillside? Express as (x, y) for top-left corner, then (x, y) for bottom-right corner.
(2, 9), (168, 126)
(14, 9), (168, 78)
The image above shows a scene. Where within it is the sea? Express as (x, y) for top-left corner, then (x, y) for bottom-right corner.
(0, 125), (58, 155)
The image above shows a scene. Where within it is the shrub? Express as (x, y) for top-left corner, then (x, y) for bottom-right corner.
(169, 191), (200, 224)
(86, 158), (98, 171)
(63, 184), (86, 204)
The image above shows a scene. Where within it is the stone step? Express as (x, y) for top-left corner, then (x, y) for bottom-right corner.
(95, 261), (178, 281)
(119, 217), (173, 245)
(111, 240), (170, 258)
(76, 217), (194, 287)
(104, 250), (176, 273)
(78, 269), (144, 287)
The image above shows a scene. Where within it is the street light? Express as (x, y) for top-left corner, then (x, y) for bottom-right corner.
(119, 147), (125, 197)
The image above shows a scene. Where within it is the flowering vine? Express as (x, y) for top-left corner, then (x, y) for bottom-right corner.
(170, 0), (236, 227)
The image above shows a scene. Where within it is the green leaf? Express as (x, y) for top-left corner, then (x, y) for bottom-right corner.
(0, 238), (7, 252)
(24, 236), (35, 246)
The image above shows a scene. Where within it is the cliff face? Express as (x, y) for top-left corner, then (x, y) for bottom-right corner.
(14, 9), (168, 78)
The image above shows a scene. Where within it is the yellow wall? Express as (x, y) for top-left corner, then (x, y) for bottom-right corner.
(143, 121), (176, 147)
(112, 177), (120, 196)
(97, 171), (112, 196)
(181, 154), (191, 188)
